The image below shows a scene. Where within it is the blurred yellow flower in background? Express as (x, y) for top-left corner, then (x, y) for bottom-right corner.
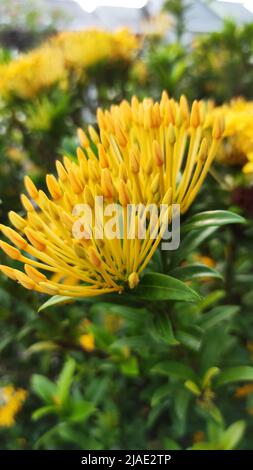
(0, 386), (27, 428)
(235, 383), (253, 398)
(210, 99), (253, 173)
(80, 333), (95, 352)
(0, 93), (223, 299)
(0, 46), (65, 99)
(52, 28), (139, 72)
(0, 29), (139, 100)
(142, 12), (171, 38)
(194, 255), (216, 268)
(130, 59), (148, 85)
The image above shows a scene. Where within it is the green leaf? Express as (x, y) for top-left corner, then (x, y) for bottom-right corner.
(208, 404), (224, 424)
(215, 366), (253, 387)
(110, 336), (148, 352)
(38, 295), (74, 312)
(171, 226), (218, 265)
(163, 438), (182, 450)
(150, 314), (180, 346)
(132, 273), (201, 302)
(31, 375), (58, 404)
(202, 367), (220, 389)
(220, 421), (246, 450)
(183, 210), (245, 233)
(207, 420), (224, 442)
(151, 360), (197, 381)
(191, 442), (217, 450)
(57, 358), (76, 404)
(56, 423), (100, 449)
(120, 356), (139, 377)
(171, 264), (223, 281)
(151, 384), (171, 407)
(176, 326), (203, 351)
(32, 405), (58, 421)
(174, 388), (191, 423)
(27, 341), (60, 354)
(198, 305), (240, 330)
(197, 290), (226, 313)
(85, 377), (109, 405)
(184, 380), (201, 396)
(91, 302), (150, 323)
(68, 401), (96, 423)
(34, 423), (67, 450)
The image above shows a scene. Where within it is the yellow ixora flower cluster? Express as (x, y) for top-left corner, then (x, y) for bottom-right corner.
(0, 29), (139, 100)
(0, 385), (27, 428)
(210, 99), (253, 173)
(0, 93), (223, 298)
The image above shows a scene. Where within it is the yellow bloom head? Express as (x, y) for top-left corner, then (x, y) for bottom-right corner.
(0, 29), (139, 100)
(0, 385), (27, 428)
(0, 93), (223, 299)
(210, 99), (253, 173)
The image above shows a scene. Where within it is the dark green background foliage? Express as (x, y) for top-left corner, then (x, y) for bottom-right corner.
(1, 1), (253, 450)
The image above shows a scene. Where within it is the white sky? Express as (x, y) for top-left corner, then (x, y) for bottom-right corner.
(74, 0), (148, 12)
(74, 0), (253, 14)
(220, 1), (253, 13)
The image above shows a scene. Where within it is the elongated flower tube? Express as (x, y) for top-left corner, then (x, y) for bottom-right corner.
(0, 93), (224, 298)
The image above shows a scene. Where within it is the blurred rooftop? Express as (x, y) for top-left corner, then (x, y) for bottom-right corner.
(43, 0), (253, 32)
(1, 1), (253, 34)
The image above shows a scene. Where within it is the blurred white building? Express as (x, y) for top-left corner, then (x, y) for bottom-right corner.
(1, 1), (253, 35)
(43, 0), (253, 33)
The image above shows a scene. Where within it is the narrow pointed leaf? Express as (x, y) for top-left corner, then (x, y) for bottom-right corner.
(38, 295), (74, 312)
(151, 360), (197, 381)
(31, 375), (58, 404)
(183, 210), (246, 233)
(198, 305), (240, 330)
(132, 273), (201, 302)
(57, 358), (76, 404)
(171, 264), (223, 281)
(215, 366), (253, 387)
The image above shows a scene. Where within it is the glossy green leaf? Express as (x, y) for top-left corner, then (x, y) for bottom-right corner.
(68, 401), (96, 423)
(91, 302), (149, 322)
(120, 356), (139, 377)
(171, 264), (223, 281)
(163, 438), (182, 450)
(57, 358), (76, 404)
(38, 295), (74, 312)
(220, 421), (246, 450)
(110, 336), (148, 351)
(132, 273), (201, 302)
(32, 405), (58, 421)
(191, 442), (217, 450)
(151, 360), (197, 381)
(183, 210), (245, 233)
(184, 380), (201, 396)
(150, 314), (179, 346)
(171, 226), (218, 265)
(176, 326), (203, 351)
(202, 367), (220, 389)
(197, 290), (226, 313)
(198, 305), (240, 330)
(151, 384), (171, 407)
(215, 366), (253, 387)
(31, 375), (58, 405)
(27, 341), (60, 354)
